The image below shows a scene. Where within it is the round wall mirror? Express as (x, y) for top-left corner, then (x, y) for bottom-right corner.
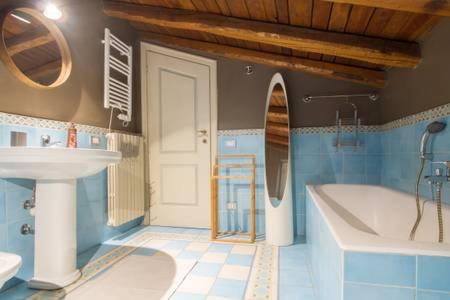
(265, 79), (290, 204)
(0, 7), (72, 89)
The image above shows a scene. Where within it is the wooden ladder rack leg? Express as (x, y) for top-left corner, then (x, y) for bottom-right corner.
(211, 154), (256, 243)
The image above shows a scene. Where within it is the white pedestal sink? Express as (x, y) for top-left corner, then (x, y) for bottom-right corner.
(0, 147), (121, 290)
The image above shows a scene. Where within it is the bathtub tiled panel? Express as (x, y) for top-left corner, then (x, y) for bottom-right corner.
(344, 252), (416, 287)
(306, 192), (343, 300)
(307, 189), (450, 300)
(0, 124), (141, 292)
(343, 253), (450, 299)
(380, 115), (450, 204)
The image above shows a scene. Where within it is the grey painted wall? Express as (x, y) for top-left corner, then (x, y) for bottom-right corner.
(0, 0), (139, 132)
(140, 38), (381, 130)
(381, 19), (450, 123)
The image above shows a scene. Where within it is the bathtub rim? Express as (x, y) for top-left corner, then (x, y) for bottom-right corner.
(306, 184), (450, 257)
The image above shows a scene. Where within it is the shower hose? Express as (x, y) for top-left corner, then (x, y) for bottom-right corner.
(409, 158), (425, 241)
(409, 158), (444, 243)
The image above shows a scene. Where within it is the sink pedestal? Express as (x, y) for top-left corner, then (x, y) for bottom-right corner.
(0, 147), (121, 290)
(28, 179), (81, 290)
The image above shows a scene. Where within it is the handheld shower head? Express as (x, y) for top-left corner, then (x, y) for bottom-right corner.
(426, 121), (446, 134)
(419, 121), (446, 159)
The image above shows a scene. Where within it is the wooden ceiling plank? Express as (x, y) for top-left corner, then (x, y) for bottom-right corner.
(104, 1), (421, 67)
(262, 0), (278, 23)
(321, 0), (450, 17)
(334, 5), (374, 65)
(274, 0), (292, 55)
(380, 11), (413, 39)
(200, 0), (222, 13)
(309, 0), (333, 60)
(245, 0), (284, 53)
(345, 5), (374, 34)
(323, 3), (352, 62)
(224, 0), (261, 50)
(397, 14), (440, 41)
(191, 0), (208, 11)
(138, 31), (386, 87)
(215, 0), (232, 15)
(288, 0), (312, 57)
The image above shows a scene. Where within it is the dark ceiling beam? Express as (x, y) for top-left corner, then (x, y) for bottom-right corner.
(139, 31), (386, 88)
(103, 1), (421, 68)
(322, 0), (450, 17)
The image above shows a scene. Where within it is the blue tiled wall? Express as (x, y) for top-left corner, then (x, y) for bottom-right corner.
(218, 131), (383, 236)
(217, 134), (265, 236)
(219, 113), (450, 238)
(292, 132), (382, 235)
(380, 115), (450, 204)
(0, 124), (142, 291)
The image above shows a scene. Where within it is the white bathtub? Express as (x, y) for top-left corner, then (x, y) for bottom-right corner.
(307, 184), (450, 257)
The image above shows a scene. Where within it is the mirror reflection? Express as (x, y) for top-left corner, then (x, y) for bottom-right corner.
(265, 83), (289, 202)
(0, 8), (71, 88)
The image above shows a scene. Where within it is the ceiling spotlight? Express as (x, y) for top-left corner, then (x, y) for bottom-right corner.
(43, 3), (62, 20)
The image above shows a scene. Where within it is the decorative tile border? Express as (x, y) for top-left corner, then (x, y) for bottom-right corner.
(245, 242), (278, 300)
(380, 103), (450, 131)
(218, 129), (264, 136)
(218, 103), (450, 136)
(291, 125), (380, 135)
(2, 102), (449, 139)
(26, 230), (277, 300)
(0, 112), (110, 136)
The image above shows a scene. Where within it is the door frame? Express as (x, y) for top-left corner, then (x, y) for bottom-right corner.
(140, 42), (218, 226)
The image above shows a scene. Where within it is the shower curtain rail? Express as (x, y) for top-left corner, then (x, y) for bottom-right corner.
(302, 93), (379, 103)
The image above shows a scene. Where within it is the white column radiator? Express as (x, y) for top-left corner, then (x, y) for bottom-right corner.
(107, 133), (145, 226)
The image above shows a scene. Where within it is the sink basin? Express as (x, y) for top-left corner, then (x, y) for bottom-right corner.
(0, 147), (121, 290)
(0, 252), (22, 289)
(0, 147), (121, 180)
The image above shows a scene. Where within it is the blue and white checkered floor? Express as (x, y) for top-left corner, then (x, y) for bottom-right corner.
(0, 226), (316, 300)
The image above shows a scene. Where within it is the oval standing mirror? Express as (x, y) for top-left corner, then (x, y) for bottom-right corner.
(0, 7), (71, 89)
(264, 73), (293, 246)
(265, 81), (289, 203)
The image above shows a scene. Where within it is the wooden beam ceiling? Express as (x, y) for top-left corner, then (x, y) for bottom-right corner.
(104, 1), (421, 68)
(139, 31), (385, 87)
(323, 0), (450, 17)
(5, 27), (54, 56)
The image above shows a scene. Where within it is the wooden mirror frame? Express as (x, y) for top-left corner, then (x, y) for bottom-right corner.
(0, 6), (72, 89)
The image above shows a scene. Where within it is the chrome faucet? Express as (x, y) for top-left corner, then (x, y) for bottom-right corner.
(425, 161), (450, 185)
(41, 135), (63, 147)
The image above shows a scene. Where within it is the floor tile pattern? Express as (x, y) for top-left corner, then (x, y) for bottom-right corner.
(1, 226), (279, 300)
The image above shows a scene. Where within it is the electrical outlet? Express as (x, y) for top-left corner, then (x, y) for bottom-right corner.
(90, 135), (101, 146)
(224, 139), (237, 148)
(227, 202), (237, 210)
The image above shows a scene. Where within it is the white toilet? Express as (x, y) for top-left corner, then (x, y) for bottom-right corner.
(0, 252), (22, 289)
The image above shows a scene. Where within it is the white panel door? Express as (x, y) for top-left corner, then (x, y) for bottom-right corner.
(146, 49), (214, 228)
